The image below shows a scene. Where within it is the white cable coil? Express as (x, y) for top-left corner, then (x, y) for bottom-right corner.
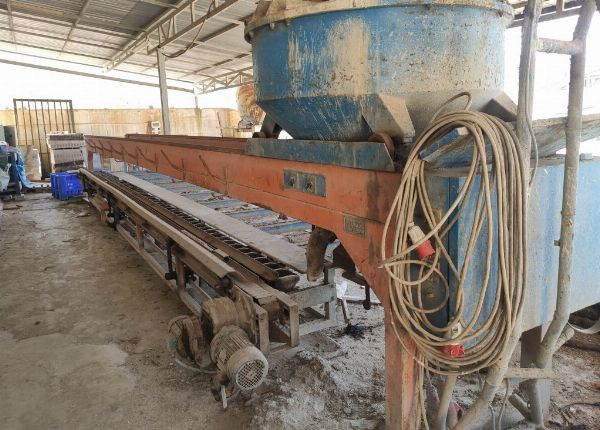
(381, 110), (526, 376)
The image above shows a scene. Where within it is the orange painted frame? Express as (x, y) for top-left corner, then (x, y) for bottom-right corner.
(86, 135), (418, 429)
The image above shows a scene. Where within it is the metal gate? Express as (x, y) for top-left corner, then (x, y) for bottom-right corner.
(13, 99), (76, 177)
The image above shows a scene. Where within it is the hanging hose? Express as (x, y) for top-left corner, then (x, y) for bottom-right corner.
(381, 110), (527, 376)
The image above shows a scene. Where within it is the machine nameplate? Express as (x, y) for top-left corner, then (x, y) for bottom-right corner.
(343, 215), (366, 237)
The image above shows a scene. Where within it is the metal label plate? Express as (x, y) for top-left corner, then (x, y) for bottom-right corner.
(343, 215), (366, 237)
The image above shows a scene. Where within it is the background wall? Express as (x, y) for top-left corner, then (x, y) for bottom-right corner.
(0, 107), (243, 138)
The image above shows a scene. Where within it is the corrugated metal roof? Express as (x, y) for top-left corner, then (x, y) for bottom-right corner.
(0, 0), (587, 93)
(0, 0), (253, 90)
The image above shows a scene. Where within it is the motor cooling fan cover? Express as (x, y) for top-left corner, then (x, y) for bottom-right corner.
(210, 325), (268, 391)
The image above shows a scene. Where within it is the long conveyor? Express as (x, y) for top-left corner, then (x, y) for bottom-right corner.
(80, 167), (339, 357)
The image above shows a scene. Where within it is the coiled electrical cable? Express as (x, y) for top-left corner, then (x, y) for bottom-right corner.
(381, 110), (526, 376)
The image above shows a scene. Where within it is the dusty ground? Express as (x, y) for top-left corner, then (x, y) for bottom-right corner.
(1, 193), (599, 430)
(0, 194), (386, 430)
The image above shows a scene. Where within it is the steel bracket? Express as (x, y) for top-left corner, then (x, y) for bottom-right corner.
(283, 169), (326, 197)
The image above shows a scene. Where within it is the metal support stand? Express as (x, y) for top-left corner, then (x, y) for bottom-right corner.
(518, 0), (598, 426)
(516, 0), (544, 424)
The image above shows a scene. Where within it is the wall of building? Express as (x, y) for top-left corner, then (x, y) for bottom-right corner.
(0, 107), (245, 146)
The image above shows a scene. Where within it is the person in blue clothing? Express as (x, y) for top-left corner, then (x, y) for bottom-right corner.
(6, 141), (34, 190)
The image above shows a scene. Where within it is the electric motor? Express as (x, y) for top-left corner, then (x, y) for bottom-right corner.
(210, 325), (268, 391)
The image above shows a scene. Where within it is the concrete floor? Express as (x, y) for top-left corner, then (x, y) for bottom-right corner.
(0, 194), (249, 430)
(0, 194), (388, 430)
(2, 194), (599, 430)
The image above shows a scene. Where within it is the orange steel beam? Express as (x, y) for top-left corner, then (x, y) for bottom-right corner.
(86, 134), (418, 429)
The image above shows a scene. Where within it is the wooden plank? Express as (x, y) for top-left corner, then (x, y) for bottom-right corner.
(504, 367), (556, 380)
(114, 171), (307, 273)
(533, 113), (600, 157)
(288, 284), (336, 309)
(422, 113), (600, 167)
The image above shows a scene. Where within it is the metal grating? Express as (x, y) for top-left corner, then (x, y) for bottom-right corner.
(12, 98), (75, 177)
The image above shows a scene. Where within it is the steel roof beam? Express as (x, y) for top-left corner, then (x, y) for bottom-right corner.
(0, 39), (194, 77)
(194, 66), (253, 93)
(159, 18), (251, 56)
(148, 0), (240, 55)
(180, 52), (250, 80)
(104, 0), (198, 71)
(105, 0), (241, 72)
(146, 27), (251, 57)
(511, 0), (584, 26)
(0, 57), (194, 92)
(6, 0), (16, 47)
(0, 0), (143, 33)
(150, 24), (252, 55)
(138, 0), (179, 8)
(0, 9), (137, 39)
(0, 25), (121, 49)
(0, 47), (195, 84)
(60, 0), (93, 54)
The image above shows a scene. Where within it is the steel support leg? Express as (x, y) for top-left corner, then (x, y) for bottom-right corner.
(516, 0), (542, 424)
(529, 1), (597, 425)
(520, 325), (551, 425)
(385, 317), (418, 429)
(87, 147), (94, 170)
(371, 271), (418, 430)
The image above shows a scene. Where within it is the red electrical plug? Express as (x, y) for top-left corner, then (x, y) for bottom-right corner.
(407, 222), (435, 260)
(442, 344), (465, 357)
(442, 324), (464, 357)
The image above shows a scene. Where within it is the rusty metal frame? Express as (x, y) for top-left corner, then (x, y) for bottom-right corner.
(13, 98), (75, 176)
(85, 134), (417, 429)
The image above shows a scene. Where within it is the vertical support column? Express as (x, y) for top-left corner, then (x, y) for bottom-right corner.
(156, 48), (171, 135)
(521, 325), (551, 424)
(519, 1), (597, 426)
(351, 227), (418, 430)
(193, 87), (203, 135)
(375, 269), (418, 430)
(516, 0), (544, 424)
(324, 267), (337, 324)
(135, 223), (145, 251)
(385, 314), (418, 429)
(175, 256), (186, 291)
(529, 0), (597, 425)
(87, 148), (94, 170)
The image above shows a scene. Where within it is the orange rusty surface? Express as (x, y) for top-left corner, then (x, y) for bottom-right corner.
(86, 135), (418, 429)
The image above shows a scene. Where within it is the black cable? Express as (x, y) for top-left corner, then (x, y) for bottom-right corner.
(163, 0), (217, 59)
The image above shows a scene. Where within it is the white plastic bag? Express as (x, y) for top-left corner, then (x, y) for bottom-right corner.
(0, 168), (9, 191)
(24, 146), (42, 181)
